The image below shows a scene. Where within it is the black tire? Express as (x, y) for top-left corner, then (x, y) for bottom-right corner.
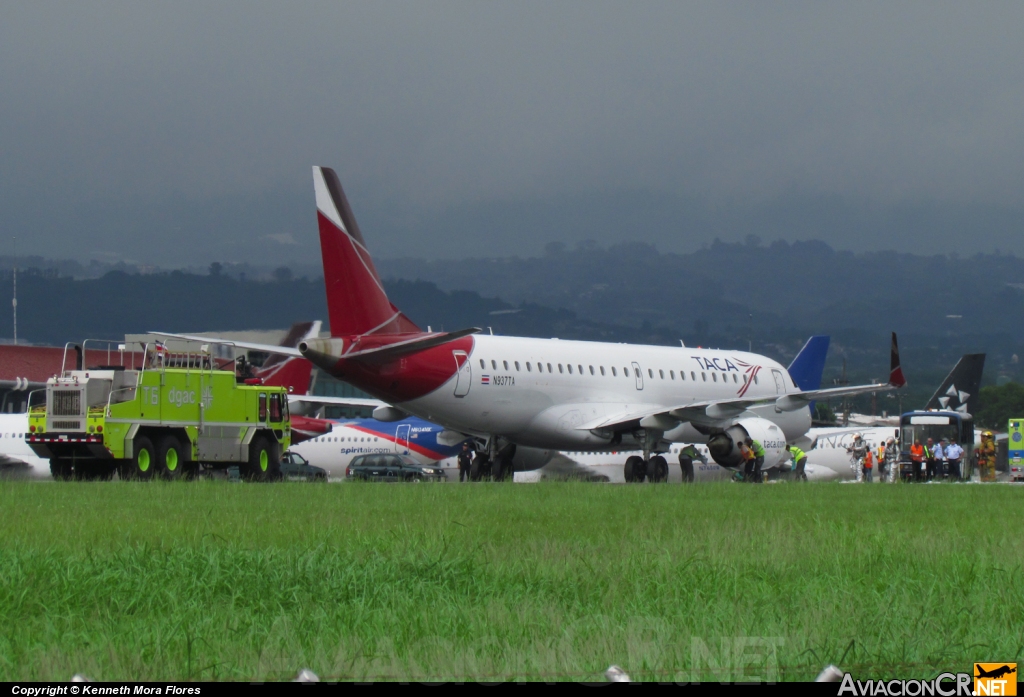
(649, 455), (668, 483)
(129, 436), (157, 481)
(624, 455), (644, 483)
(491, 456), (511, 481)
(470, 455), (488, 481)
(158, 436), (187, 481)
(245, 436), (280, 482)
(49, 458), (73, 481)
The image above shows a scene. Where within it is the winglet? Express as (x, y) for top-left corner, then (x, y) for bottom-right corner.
(889, 332), (906, 387)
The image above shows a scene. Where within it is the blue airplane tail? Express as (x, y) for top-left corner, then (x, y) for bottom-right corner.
(788, 335), (830, 391)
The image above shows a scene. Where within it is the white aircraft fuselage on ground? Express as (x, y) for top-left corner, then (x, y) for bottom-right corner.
(0, 413), (50, 479)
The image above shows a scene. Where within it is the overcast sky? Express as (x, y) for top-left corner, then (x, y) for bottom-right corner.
(3, 2), (1024, 266)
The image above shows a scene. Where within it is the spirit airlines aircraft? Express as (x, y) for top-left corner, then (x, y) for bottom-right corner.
(164, 167), (906, 481)
(806, 354), (985, 481)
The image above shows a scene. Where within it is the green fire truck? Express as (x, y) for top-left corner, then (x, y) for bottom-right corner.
(26, 341), (291, 481)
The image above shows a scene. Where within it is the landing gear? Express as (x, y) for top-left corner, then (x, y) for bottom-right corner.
(648, 455), (668, 482)
(624, 455), (646, 482)
(470, 454), (488, 481)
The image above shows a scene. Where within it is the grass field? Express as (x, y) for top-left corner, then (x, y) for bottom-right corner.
(0, 481), (1021, 682)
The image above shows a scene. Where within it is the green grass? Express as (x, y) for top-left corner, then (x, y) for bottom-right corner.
(0, 481), (1021, 682)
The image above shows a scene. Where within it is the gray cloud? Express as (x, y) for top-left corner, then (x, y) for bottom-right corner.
(2, 2), (1024, 264)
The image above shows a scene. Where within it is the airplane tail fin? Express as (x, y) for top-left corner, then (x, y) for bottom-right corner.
(889, 332), (907, 387)
(924, 353), (985, 414)
(254, 321), (321, 394)
(313, 166), (420, 337)
(787, 335), (830, 391)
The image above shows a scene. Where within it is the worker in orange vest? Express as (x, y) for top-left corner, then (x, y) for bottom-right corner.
(862, 448), (874, 482)
(910, 439), (925, 482)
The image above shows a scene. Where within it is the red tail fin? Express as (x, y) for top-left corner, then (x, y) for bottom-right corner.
(255, 356), (313, 395)
(313, 167), (420, 336)
(889, 332), (906, 387)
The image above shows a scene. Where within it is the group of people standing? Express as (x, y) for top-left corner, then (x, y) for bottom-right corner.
(846, 434), (900, 482)
(908, 436), (965, 481)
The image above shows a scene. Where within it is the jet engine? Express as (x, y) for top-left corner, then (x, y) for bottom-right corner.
(706, 418), (787, 470)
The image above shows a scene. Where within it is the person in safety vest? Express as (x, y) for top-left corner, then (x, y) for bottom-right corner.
(678, 444), (707, 483)
(910, 439), (925, 482)
(977, 431), (997, 482)
(786, 444), (808, 481)
(745, 437), (766, 483)
(862, 448), (874, 482)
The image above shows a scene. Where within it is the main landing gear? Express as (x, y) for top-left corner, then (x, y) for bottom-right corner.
(622, 429), (669, 483)
(469, 438), (516, 482)
(623, 454), (669, 483)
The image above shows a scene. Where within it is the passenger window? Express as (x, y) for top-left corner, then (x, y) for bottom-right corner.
(659, 370), (665, 379)
(547, 363), (553, 372)
(648, 368), (653, 378)
(743, 375), (748, 383)
(258, 393), (267, 421)
(492, 360), (497, 370)
(712, 373), (718, 382)
(503, 360), (509, 370)
(479, 359), (485, 369)
(701, 372), (706, 382)
(754, 375), (759, 384)
(269, 394), (282, 421)
(527, 362), (532, 372)
(578, 365), (583, 374)
(670, 370), (675, 380)
(611, 367), (616, 376)
(634, 368), (640, 378)
(515, 361), (520, 371)
(559, 364), (564, 374)
(590, 366), (595, 375)
(733, 374), (738, 383)
(538, 363), (543, 373)
(567, 364), (573, 374)
(691, 371), (696, 381)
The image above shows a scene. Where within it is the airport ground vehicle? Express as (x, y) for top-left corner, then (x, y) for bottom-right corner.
(1009, 419), (1024, 482)
(26, 342), (291, 481)
(898, 410), (974, 481)
(345, 453), (447, 482)
(280, 451), (327, 481)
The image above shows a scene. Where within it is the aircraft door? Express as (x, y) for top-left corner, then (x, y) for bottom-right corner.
(395, 423), (411, 454)
(772, 369), (786, 394)
(453, 351), (471, 397)
(632, 362), (644, 390)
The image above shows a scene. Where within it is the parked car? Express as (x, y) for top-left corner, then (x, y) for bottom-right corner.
(281, 451), (328, 482)
(345, 453), (447, 482)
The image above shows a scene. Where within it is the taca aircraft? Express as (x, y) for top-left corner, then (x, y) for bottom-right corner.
(163, 166), (907, 481)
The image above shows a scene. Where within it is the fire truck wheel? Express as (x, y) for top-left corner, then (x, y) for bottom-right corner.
(246, 436), (280, 482)
(158, 436), (186, 480)
(49, 458), (73, 481)
(130, 436), (157, 481)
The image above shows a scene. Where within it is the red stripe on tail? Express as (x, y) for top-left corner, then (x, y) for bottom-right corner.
(314, 167), (420, 336)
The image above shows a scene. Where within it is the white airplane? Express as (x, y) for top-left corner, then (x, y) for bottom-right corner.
(550, 442), (843, 482)
(0, 412), (50, 479)
(806, 354), (985, 481)
(161, 166), (905, 482)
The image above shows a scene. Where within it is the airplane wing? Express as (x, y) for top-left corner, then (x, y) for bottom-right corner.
(579, 333), (905, 433)
(288, 395), (387, 409)
(148, 332), (302, 357)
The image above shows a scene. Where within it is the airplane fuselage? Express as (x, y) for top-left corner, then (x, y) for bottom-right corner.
(306, 334), (812, 454)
